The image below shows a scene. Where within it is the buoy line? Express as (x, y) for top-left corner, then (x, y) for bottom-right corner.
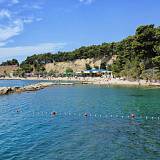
(23, 111), (160, 120)
(0, 109), (159, 120)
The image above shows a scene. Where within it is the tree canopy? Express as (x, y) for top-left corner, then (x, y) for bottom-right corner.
(3, 24), (160, 80)
(0, 59), (19, 66)
(111, 25), (160, 80)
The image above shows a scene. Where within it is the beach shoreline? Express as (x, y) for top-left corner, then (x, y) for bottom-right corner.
(0, 77), (160, 87)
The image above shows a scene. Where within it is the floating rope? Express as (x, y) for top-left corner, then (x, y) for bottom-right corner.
(0, 109), (159, 120)
(30, 111), (160, 120)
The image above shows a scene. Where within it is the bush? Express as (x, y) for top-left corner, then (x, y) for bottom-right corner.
(65, 68), (73, 74)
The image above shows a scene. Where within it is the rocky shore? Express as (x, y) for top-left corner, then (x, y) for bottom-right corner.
(0, 78), (160, 96)
(26, 77), (160, 87)
(0, 82), (55, 95)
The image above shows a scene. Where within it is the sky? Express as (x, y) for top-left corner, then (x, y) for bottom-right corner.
(0, 0), (160, 62)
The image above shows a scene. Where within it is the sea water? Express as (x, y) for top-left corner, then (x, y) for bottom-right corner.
(0, 80), (160, 160)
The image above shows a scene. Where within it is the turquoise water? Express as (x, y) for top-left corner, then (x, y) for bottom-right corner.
(0, 80), (160, 160)
(0, 80), (43, 87)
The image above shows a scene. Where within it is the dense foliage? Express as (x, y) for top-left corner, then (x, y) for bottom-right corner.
(20, 43), (116, 65)
(112, 25), (160, 80)
(3, 24), (160, 80)
(0, 59), (19, 66)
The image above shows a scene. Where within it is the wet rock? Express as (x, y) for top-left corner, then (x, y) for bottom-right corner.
(0, 87), (14, 95)
(0, 82), (54, 95)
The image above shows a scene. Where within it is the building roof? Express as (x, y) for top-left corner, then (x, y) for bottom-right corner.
(83, 68), (112, 73)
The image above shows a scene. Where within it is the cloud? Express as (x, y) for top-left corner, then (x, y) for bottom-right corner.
(23, 17), (34, 24)
(0, 42), (8, 47)
(0, 1), (44, 47)
(0, 8), (24, 46)
(22, 3), (43, 10)
(0, 42), (66, 58)
(32, 4), (43, 9)
(23, 17), (43, 23)
(0, 9), (11, 19)
(0, 12), (40, 46)
(11, 0), (19, 4)
(79, 0), (94, 4)
(7, 0), (19, 6)
(35, 17), (43, 22)
(0, 19), (23, 45)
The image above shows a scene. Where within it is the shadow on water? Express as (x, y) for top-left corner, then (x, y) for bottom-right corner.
(129, 94), (145, 97)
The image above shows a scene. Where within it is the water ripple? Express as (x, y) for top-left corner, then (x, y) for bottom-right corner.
(0, 81), (160, 159)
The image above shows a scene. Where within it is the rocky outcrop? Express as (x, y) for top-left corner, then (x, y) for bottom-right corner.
(0, 82), (77, 95)
(0, 65), (18, 75)
(45, 56), (117, 73)
(0, 82), (54, 95)
(0, 87), (15, 95)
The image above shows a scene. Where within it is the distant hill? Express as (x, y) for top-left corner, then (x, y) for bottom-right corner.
(2, 24), (160, 80)
(0, 59), (19, 66)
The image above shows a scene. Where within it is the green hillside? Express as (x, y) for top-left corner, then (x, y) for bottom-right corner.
(1, 24), (160, 80)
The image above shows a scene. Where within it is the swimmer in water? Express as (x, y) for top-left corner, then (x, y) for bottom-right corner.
(16, 108), (20, 113)
(84, 113), (88, 117)
(51, 112), (57, 116)
(130, 113), (135, 119)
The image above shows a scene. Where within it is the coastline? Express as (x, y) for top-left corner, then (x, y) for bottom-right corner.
(0, 82), (75, 95)
(0, 77), (160, 87)
(0, 82), (55, 95)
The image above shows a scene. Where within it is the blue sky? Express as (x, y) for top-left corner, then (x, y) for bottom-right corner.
(0, 0), (160, 62)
